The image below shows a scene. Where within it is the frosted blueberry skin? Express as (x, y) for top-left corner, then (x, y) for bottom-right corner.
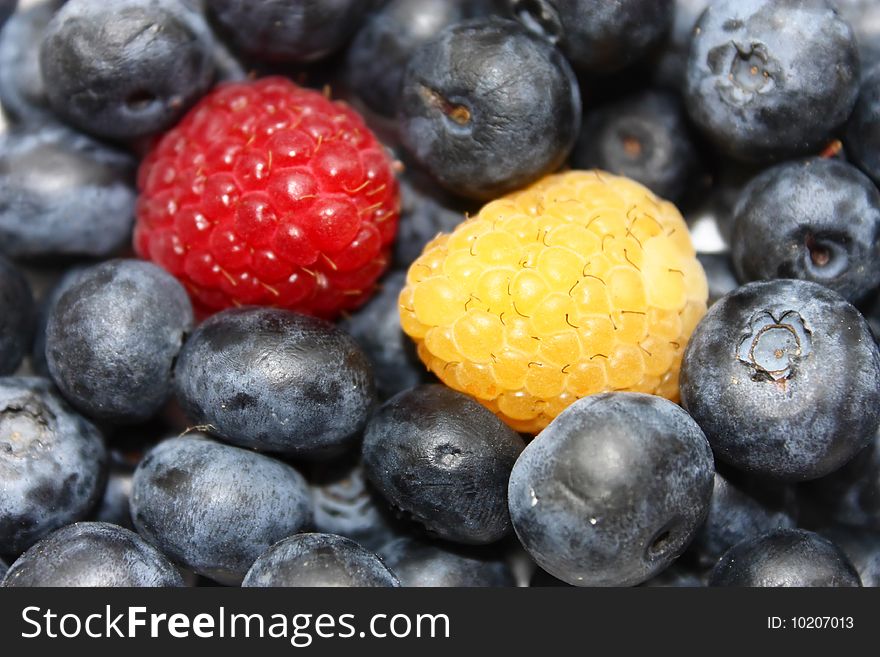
(242, 533), (399, 587)
(0, 255), (34, 375)
(685, 0), (860, 162)
(845, 64), (880, 188)
(709, 528), (862, 587)
(0, 377), (107, 558)
(506, 0), (673, 74)
(130, 434), (313, 585)
(731, 158), (880, 303)
(0, 124), (136, 260)
(379, 537), (515, 587)
(362, 385), (525, 545)
(681, 279), (880, 482)
(45, 259), (194, 425)
(174, 307), (376, 458)
(508, 392), (714, 587)
(30, 266), (86, 378)
(206, 0), (369, 64)
(1, 522), (183, 587)
(39, 0), (216, 141)
(397, 17), (581, 201)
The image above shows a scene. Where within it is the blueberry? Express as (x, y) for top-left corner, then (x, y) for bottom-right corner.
(206, 0), (369, 64)
(682, 280), (880, 482)
(0, 1), (60, 125)
(174, 307), (375, 458)
(801, 426), (880, 530)
(2, 522), (183, 587)
(0, 124), (136, 259)
(130, 434), (313, 585)
(508, 392), (714, 586)
(0, 557), (6, 579)
(0, 255), (34, 375)
(820, 526), (880, 587)
(45, 259), (193, 424)
(845, 64), (880, 187)
(362, 384), (525, 544)
(652, 0), (714, 92)
(0, 0), (15, 30)
(379, 537), (515, 587)
(242, 533), (399, 587)
(93, 452), (135, 530)
(831, 0), (880, 70)
(307, 455), (400, 552)
(640, 561), (705, 587)
(346, 0), (492, 117)
(688, 469), (797, 569)
(340, 271), (427, 400)
(506, 0), (674, 74)
(731, 159), (880, 302)
(709, 528), (862, 586)
(39, 0), (216, 140)
(570, 90), (700, 203)
(29, 266), (86, 377)
(697, 253), (739, 306)
(685, 0), (860, 162)
(397, 17), (581, 200)
(0, 377), (107, 557)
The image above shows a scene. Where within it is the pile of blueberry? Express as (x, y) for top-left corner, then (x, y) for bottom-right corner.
(1, 0), (880, 588)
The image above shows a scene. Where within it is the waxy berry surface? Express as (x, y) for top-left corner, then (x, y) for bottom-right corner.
(134, 76), (399, 318)
(400, 171), (708, 433)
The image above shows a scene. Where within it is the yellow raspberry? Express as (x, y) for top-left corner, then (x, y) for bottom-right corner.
(399, 171), (708, 433)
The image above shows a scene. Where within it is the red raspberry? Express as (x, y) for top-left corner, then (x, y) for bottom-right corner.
(134, 77), (399, 318)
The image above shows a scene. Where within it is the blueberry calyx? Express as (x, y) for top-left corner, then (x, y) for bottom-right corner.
(709, 41), (777, 106)
(736, 310), (812, 382)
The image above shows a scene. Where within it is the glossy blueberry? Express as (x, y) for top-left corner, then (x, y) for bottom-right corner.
(571, 90), (700, 203)
(506, 0), (673, 74)
(242, 533), (399, 587)
(379, 537), (515, 587)
(681, 280), (880, 481)
(346, 0), (491, 117)
(845, 64), (880, 188)
(174, 307), (375, 458)
(0, 377), (106, 557)
(0, 1), (59, 125)
(39, 0), (215, 140)
(340, 271), (426, 400)
(731, 159), (880, 302)
(0, 255), (34, 375)
(820, 526), (880, 587)
(130, 434), (312, 585)
(206, 0), (368, 64)
(509, 393), (715, 587)
(2, 522), (183, 587)
(688, 469), (796, 569)
(45, 259), (193, 424)
(307, 455), (400, 552)
(0, 124), (136, 259)
(697, 253), (739, 306)
(685, 0), (860, 162)
(709, 529), (861, 587)
(398, 17), (581, 200)
(362, 384), (525, 545)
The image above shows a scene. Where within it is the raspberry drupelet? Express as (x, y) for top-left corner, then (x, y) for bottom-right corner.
(400, 170), (708, 433)
(134, 77), (400, 319)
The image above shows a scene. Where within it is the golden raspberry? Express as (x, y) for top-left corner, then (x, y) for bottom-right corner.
(399, 171), (708, 433)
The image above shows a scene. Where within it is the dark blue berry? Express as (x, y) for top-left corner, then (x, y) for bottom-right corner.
(685, 0), (860, 162)
(0, 255), (34, 375)
(681, 279), (880, 481)
(30, 266), (86, 378)
(820, 526), (880, 587)
(242, 533), (399, 587)
(362, 384), (525, 545)
(709, 528), (862, 587)
(508, 392), (714, 586)
(397, 17), (581, 200)
(0, 124), (136, 259)
(652, 0), (714, 92)
(130, 434), (313, 585)
(2, 522), (183, 587)
(45, 259), (193, 424)
(174, 307), (375, 458)
(832, 0), (880, 71)
(506, 0), (674, 74)
(379, 537), (515, 587)
(0, 377), (106, 557)
(640, 561), (705, 587)
(39, 0), (216, 140)
(731, 158), (880, 302)
(845, 63), (880, 187)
